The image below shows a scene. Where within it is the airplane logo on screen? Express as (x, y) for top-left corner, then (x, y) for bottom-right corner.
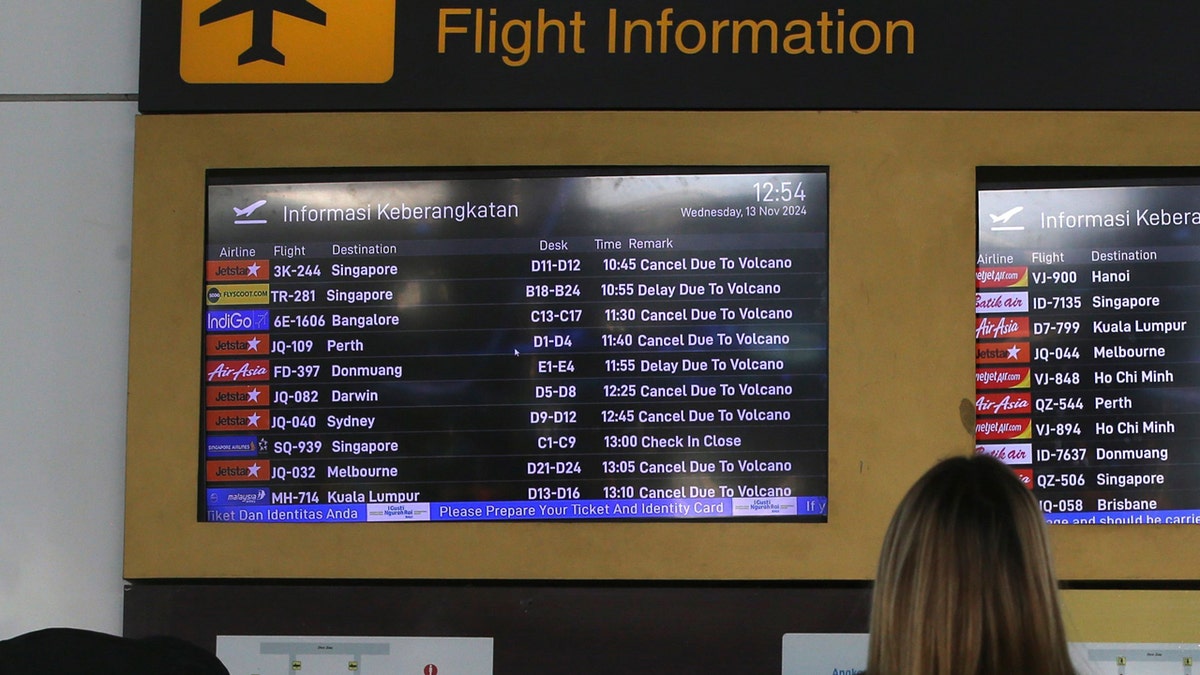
(180, 0), (395, 83)
(988, 206), (1025, 231)
(200, 0), (326, 65)
(233, 199), (268, 224)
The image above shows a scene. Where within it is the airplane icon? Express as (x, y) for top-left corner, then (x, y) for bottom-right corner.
(200, 0), (327, 66)
(988, 206), (1024, 225)
(233, 199), (268, 224)
(234, 199), (267, 218)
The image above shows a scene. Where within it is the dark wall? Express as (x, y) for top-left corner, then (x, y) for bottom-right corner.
(125, 582), (870, 675)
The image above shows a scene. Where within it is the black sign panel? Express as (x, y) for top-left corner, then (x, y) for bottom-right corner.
(142, 1), (1200, 112)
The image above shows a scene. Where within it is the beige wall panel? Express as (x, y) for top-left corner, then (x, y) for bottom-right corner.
(128, 111), (1200, 582)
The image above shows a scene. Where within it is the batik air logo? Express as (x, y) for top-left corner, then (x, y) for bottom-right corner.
(976, 266), (1029, 288)
(976, 443), (1033, 465)
(976, 291), (1028, 314)
(180, 0), (396, 83)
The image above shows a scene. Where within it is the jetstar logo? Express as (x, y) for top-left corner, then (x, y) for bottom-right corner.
(975, 342), (1029, 364)
(206, 409), (270, 431)
(180, 0), (396, 83)
(206, 333), (269, 356)
(976, 392), (1032, 416)
(975, 418), (1032, 441)
(976, 316), (1029, 340)
(976, 266), (1029, 288)
(976, 367), (1031, 389)
(206, 259), (269, 281)
(207, 385), (270, 407)
(207, 459), (270, 481)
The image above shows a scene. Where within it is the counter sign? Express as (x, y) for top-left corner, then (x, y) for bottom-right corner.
(180, 0), (396, 83)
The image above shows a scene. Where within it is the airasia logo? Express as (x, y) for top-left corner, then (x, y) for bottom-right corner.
(976, 392), (1031, 416)
(207, 360), (270, 382)
(976, 316), (1029, 339)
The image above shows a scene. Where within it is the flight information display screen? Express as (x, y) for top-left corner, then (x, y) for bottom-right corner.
(976, 169), (1200, 525)
(201, 168), (829, 522)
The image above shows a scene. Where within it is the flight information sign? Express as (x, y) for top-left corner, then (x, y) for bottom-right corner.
(201, 168), (829, 522)
(976, 171), (1200, 525)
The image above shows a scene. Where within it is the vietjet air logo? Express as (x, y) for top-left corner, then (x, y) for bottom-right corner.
(180, 0), (396, 83)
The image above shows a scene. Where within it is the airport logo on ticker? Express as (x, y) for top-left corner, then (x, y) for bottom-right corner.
(179, 0), (396, 83)
(206, 259), (269, 281)
(207, 309), (270, 332)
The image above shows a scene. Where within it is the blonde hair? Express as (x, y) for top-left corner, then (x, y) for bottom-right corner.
(867, 454), (1074, 675)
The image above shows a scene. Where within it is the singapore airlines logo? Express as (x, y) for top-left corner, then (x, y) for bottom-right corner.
(180, 0), (396, 83)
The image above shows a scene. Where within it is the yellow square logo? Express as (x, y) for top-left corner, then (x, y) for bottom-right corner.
(180, 0), (395, 83)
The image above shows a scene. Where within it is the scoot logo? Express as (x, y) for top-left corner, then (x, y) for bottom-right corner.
(180, 0), (396, 83)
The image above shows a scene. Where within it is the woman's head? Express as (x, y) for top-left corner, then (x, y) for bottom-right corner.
(867, 454), (1072, 675)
